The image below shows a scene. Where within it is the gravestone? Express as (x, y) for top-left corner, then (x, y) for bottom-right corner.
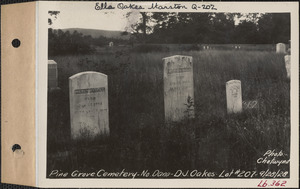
(48, 60), (58, 89)
(284, 55), (291, 79)
(163, 55), (194, 122)
(226, 80), (242, 114)
(69, 72), (109, 139)
(276, 43), (286, 54)
(109, 41), (113, 47)
(287, 40), (291, 54)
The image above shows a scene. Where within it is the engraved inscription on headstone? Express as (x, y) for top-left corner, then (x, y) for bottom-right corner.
(226, 80), (242, 114)
(69, 72), (109, 139)
(276, 43), (286, 54)
(48, 60), (58, 89)
(284, 55), (291, 79)
(163, 55), (194, 122)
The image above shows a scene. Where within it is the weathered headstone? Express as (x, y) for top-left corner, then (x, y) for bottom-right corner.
(163, 55), (194, 122)
(284, 55), (291, 79)
(276, 43), (286, 54)
(109, 41), (113, 47)
(69, 72), (109, 139)
(287, 40), (291, 54)
(48, 60), (58, 89)
(226, 80), (242, 114)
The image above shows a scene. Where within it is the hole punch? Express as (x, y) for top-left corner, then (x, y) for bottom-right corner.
(12, 39), (21, 48)
(12, 144), (21, 152)
(12, 144), (24, 158)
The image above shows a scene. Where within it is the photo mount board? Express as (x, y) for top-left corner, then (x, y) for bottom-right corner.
(1, 1), (299, 188)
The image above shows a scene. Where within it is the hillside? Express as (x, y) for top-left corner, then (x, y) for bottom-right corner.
(61, 28), (131, 40)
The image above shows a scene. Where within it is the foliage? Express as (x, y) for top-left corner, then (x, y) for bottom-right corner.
(47, 48), (290, 176)
(48, 29), (95, 55)
(129, 12), (290, 44)
(48, 12), (290, 56)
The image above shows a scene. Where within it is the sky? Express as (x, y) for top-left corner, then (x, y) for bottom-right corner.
(48, 2), (142, 31)
(48, 2), (259, 31)
(50, 11), (131, 31)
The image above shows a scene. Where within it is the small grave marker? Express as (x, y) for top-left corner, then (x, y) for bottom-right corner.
(109, 41), (113, 47)
(69, 71), (109, 139)
(276, 43), (286, 54)
(226, 80), (242, 114)
(284, 55), (291, 79)
(48, 60), (58, 89)
(163, 55), (194, 122)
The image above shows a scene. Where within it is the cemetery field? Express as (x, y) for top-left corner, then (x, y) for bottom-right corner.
(47, 49), (290, 178)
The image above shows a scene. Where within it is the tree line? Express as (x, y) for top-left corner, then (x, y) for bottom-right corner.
(48, 12), (290, 55)
(129, 13), (290, 44)
(48, 29), (127, 55)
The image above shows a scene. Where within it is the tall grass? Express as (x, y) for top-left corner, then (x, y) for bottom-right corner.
(47, 49), (289, 177)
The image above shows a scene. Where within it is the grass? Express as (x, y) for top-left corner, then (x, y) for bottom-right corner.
(47, 48), (290, 178)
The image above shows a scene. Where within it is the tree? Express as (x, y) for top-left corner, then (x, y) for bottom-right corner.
(233, 20), (259, 44)
(126, 12), (290, 44)
(126, 12), (152, 43)
(257, 13), (290, 44)
(209, 13), (235, 43)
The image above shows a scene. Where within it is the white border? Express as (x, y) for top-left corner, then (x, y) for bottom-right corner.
(37, 1), (299, 188)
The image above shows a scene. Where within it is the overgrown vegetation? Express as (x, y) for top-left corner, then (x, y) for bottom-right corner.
(48, 12), (290, 56)
(47, 49), (290, 177)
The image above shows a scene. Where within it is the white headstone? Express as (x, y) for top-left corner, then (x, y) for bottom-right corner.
(48, 60), (58, 89)
(284, 55), (291, 79)
(287, 40), (291, 54)
(109, 41), (114, 47)
(276, 43), (286, 54)
(226, 80), (242, 114)
(163, 55), (194, 122)
(69, 72), (109, 139)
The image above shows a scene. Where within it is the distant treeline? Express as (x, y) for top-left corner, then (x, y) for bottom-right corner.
(48, 29), (127, 55)
(133, 13), (290, 44)
(48, 13), (290, 55)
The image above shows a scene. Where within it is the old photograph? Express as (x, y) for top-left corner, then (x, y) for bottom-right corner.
(46, 2), (291, 182)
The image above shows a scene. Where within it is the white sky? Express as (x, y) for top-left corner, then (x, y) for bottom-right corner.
(49, 2), (141, 31)
(48, 2), (260, 31)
